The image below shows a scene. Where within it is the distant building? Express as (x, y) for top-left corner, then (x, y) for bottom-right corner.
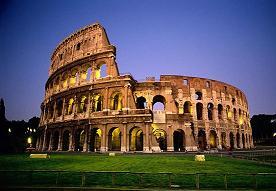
(251, 114), (276, 145)
(37, 23), (253, 152)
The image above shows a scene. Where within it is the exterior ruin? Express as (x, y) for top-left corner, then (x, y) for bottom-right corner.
(36, 23), (253, 152)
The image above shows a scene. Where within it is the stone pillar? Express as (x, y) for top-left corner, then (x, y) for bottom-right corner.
(69, 130), (73, 151)
(167, 125), (174, 151)
(143, 123), (150, 152)
(87, 92), (91, 117)
(57, 129), (62, 151)
(48, 132), (53, 151)
(62, 98), (66, 120)
(101, 124), (107, 152)
(104, 87), (109, 111)
(42, 127), (47, 151)
(83, 126), (88, 152)
(121, 123), (127, 152)
(217, 128), (222, 150)
(53, 101), (57, 121)
(226, 132), (230, 148)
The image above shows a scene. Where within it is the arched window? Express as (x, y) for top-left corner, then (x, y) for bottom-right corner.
(78, 96), (87, 113)
(95, 63), (107, 79)
(226, 105), (231, 119)
(218, 104), (223, 120)
(67, 98), (75, 115)
(196, 103), (203, 120)
(233, 108), (237, 121)
(152, 95), (166, 111)
(195, 91), (202, 100)
(111, 93), (122, 110)
(137, 96), (147, 109)
(86, 67), (92, 81)
(207, 103), (214, 120)
(61, 73), (68, 89)
(92, 94), (103, 112)
(184, 101), (191, 114)
(70, 69), (79, 86)
(56, 99), (63, 117)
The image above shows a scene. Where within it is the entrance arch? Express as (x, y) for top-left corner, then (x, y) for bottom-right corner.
(242, 133), (245, 148)
(173, 129), (185, 151)
(229, 132), (234, 150)
(129, 127), (143, 151)
(236, 132), (240, 148)
(52, 131), (59, 151)
(90, 128), (101, 152)
(221, 132), (227, 149)
(62, 130), (70, 151)
(108, 127), (121, 151)
(209, 130), (217, 148)
(75, 129), (85, 151)
(136, 97), (147, 109)
(198, 129), (207, 150)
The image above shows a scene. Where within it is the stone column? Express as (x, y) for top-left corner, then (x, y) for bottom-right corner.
(48, 132), (53, 151)
(121, 123), (127, 152)
(104, 87), (109, 111)
(83, 126), (88, 152)
(42, 127), (48, 151)
(57, 129), (62, 151)
(69, 130), (73, 151)
(53, 101), (57, 121)
(144, 123), (150, 152)
(101, 124), (107, 152)
(167, 126), (174, 151)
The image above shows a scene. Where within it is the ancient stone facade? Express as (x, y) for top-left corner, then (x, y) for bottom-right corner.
(37, 23), (253, 152)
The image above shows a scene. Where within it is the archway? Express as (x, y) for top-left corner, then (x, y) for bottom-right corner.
(198, 129), (207, 150)
(129, 127), (143, 151)
(52, 131), (59, 151)
(137, 97), (147, 109)
(95, 63), (107, 79)
(209, 130), (217, 148)
(221, 132), (227, 149)
(108, 127), (121, 151)
(153, 128), (167, 151)
(62, 130), (70, 151)
(75, 129), (85, 151)
(111, 93), (123, 110)
(92, 94), (103, 112)
(236, 132), (240, 148)
(90, 128), (101, 152)
(152, 95), (166, 111)
(242, 133), (245, 148)
(173, 129), (185, 151)
(218, 104), (223, 120)
(229, 132), (234, 150)
(196, 103), (203, 120)
(184, 101), (191, 114)
(207, 103), (214, 120)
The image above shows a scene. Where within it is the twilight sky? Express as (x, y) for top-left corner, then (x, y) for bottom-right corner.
(0, 0), (276, 120)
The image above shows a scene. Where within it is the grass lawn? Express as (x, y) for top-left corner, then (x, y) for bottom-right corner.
(0, 153), (276, 189)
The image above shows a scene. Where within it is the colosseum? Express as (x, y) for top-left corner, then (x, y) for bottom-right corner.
(36, 23), (253, 152)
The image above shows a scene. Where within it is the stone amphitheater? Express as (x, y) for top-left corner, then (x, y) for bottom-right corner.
(36, 23), (253, 152)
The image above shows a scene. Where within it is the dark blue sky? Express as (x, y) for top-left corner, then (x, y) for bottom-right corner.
(0, 0), (276, 120)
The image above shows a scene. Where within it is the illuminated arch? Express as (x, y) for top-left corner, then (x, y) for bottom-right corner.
(129, 127), (143, 151)
(111, 92), (123, 110)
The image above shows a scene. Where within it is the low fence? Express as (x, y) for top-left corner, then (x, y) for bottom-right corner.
(1, 170), (276, 190)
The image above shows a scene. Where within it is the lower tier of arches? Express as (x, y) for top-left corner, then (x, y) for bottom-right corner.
(36, 123), (254, 152)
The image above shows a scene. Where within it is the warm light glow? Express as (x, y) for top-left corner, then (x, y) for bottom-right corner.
(27, 137), (32, 144)
(239, 118), (243, 125)
(273, 132), (276, 137)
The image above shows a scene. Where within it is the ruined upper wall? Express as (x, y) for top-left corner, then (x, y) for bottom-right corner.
(49, 23), (116, 76)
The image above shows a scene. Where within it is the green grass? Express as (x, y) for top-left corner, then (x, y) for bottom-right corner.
(0, 153), (276, 189)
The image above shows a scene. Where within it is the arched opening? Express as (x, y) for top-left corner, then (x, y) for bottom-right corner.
(78, 95), (88, 113)
(229, 132), (235, 150)
(52, 131), (59, 151)
(45, 131), (51, 150)
(196, 103), (203, 120)
(108, 127), (121, 151)
(153, 128), (167, 151)
(209, 130), (217, 148)
(62, 130), (70, 151)
(92, 94), (103, 112)
(218, 104), (223, 120)
(152, 95), (166, 111)
(90, 128), (101, 152)
(221, 132), (227, 149)
(198, 129), (207, 150)
(207, 103), (214, 120)
(236, 132), (240, 148)
(129, 127), (143, 151)
(48, 104), (54, 119)
(86, 67), (92, 81)
(184, 101), (191, 114)
(95, 63), (107, 79)
(242, 133), (245, 148)
(233, 108), (237, 122)
(54, 77), (59, 92)
(67, 98), (75, 115)
(137, 96), (147, 109)
(195, 91), (202, 100)
(75, 129), (85, 151)
(226, 105), (231, 119)
(173, 129), (185, 151)
(111, 93), (123, 110)
(61, 73), (68, 89)
(56, 99), (63, 117)
(70, 69), (79, 86)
